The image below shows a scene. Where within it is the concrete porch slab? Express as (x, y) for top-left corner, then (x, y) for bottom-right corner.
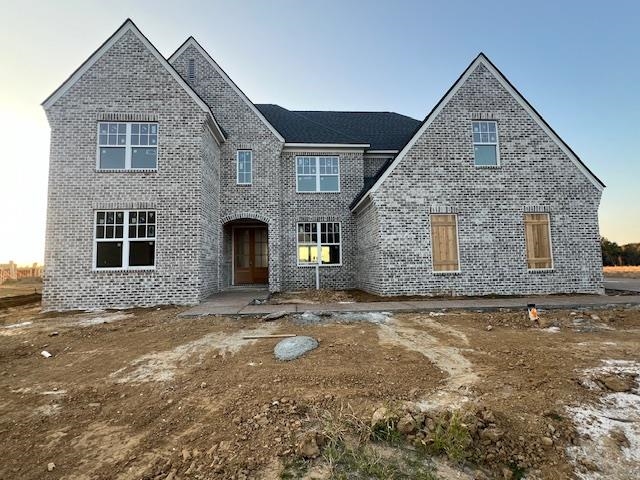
(605, 278), (640, 293)
(239, 304), (297, 315)
(180, 293), (640, 317)
(179, 288), (268, 317)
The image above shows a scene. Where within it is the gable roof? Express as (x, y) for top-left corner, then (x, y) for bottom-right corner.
(256, 105), (420, 150)
(350, 53), (605, 211)
(41, 19), (226, 144)
(168, 37), (285, 143)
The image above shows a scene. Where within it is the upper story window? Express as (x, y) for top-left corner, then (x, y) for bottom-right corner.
(94, 210), (156, 270)
(472, 121), (499, 166)
(296, 156), (340, 192)
(98, 122), (158, 170)
(236, 150), (253, 185)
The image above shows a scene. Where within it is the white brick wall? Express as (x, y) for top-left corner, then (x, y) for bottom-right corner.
(355, 64), (603, 296)
(43, 30), (220, 310)
(43, 30), (603, 310)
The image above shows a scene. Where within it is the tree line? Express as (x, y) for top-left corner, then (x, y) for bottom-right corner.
(601, 237), (640, 266)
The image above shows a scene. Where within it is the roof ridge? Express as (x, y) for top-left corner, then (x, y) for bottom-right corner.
(295, 110), (406, 115)
(256, 104), (420, 121)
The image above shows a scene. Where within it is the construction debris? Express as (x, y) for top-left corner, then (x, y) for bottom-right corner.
(242, 334), (296, 340)
(262, 311), (288, 322)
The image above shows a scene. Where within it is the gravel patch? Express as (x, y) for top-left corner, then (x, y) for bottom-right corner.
(274, 336), (319, 361)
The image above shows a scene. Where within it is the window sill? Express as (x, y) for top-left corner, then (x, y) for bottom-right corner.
(92, 267), (156, 273)
(432, 270), (461, 275)
(296, 191), (341, 194)
(473, 164), (500, 169)
(297, 263), (342, 268)
(96, 169), (158, 173)
(236, 183), (253, 186)
(527, 268), (555, 273)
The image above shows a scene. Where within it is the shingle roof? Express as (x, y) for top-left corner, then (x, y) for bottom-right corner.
(255, 104), (420, 150)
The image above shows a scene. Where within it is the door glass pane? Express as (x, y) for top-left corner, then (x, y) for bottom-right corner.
(235, 230), (250, 268)
(255, 229), (268, 268)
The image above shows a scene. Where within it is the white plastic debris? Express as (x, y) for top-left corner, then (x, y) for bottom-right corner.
(40, 350), (52, 358)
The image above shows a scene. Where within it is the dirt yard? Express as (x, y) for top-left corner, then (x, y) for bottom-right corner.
(1, 303), (639, 479)
(0, 277), (42, 298)
(604, 266), (640, 279)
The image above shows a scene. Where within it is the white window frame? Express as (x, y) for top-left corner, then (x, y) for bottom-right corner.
(472, 120), (500, 167)
(296, 221), (342, 267)
(236, 150), (253, 185)
(295, 156), (340, 193)
(430, 214), (461, 274)
(96, 122), (159, 171)
(524, 212), (555, 272)
(92, 209), (156, 271)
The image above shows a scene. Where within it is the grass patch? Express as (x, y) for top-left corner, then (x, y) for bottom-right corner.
(280, 457), (309, 479)
(325, 441), (438, 480)
(307, 403), (438, 479)
(429, 411), (473, 462)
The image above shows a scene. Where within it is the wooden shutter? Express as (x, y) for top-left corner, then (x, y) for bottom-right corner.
(524, 214), (552, 269)
(431, 214), (459, 271)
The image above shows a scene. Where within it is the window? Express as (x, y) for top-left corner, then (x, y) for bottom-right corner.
(98, 122), (158, 170)
(94, 210), (156, 269)
(296, 156), (339, 192)
(297, 222), (341, 265)
(524, 213), (553, 270)
(472, 121), (499, 166)
(237, 150), (253, 185)
(431, 214), (460, 272)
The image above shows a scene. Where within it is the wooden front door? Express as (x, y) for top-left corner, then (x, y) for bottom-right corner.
(234, 227), (268, 285)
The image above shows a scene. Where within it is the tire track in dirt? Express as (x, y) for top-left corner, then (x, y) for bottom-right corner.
(110, 324), (278, 383)
(377, 314), (477, 410)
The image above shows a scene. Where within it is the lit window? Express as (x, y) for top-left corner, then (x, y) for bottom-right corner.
(237, 150), (253, 185)
(98, 122), (158, 170)
(472, 121), (499, 166)
(524, 213), (553, 269)
(94, 210), (156, 269)
(296, 156), (339, 192)
(431, 214), (460, 272)
(297, 222), (341, 265)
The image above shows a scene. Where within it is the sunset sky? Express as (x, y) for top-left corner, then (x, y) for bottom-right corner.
(1, 0), (638, 265)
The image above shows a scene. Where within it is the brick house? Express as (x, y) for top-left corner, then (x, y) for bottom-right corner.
(41, 19), (604, 310)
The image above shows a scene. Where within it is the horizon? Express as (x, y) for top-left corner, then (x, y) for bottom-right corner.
(1, 0), (639, 264)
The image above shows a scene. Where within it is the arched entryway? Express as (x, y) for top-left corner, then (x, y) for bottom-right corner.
(222, 215), (269, 287)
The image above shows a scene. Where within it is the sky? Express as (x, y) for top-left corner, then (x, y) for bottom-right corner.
(0, 0), (638, 265)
